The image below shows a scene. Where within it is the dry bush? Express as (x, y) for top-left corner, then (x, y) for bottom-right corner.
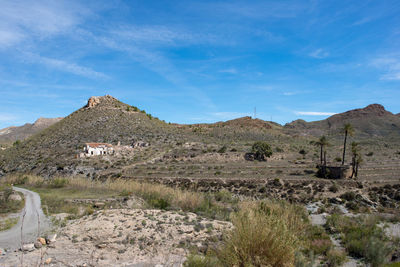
(216, 200), (309, 267)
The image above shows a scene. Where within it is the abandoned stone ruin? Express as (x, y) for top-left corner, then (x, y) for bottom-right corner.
(317, 165), (352, 179)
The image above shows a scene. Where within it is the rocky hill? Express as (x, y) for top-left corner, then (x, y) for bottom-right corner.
(1, 97), (400, 178)
(0, 96), (195, 176)
(0, 117), (62, 144)
(284, 104), (400, 138)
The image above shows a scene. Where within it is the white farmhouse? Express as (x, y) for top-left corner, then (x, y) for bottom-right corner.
(83, 143), (114, 157)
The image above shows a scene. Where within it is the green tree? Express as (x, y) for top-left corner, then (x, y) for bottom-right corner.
(251, 141), (273, 161)
(341, 123), (354, 165)
(350, 142), (362, 178)
(299, 149), (307, 159)
(310, 136), (330, 166)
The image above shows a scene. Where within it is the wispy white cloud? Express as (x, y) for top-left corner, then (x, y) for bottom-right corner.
(23, 53), (109, 80)
(92, 32), (216, 109)
(0, 113), (18, 122)
(0, 0), (88, 47)
(309, 48), (329, 59)
(283, 92), (295, 96)
(219, 68), (238, 74)
(370, 56), (400, 80)
(295, 111), (336, 116)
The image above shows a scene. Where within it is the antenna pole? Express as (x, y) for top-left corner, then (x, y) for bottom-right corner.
(254, 107), (256, 119)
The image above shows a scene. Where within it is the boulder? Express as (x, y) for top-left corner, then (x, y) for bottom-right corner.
(34, 241), (42, 249)
(44, 258), (52, 265)
(22, 243), (35, 252)
(46, 234), (57, 244)
(93, 202), (105, 208)
(7, 193), (22, 202)
(38, 237), (46, 245)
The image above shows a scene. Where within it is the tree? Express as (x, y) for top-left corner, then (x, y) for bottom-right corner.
(341, 123), (354, 165)
(310, 136), (330, 166)
(251, 141), (273, 161)
(299, 149), (307, 159)
(350, 142), (362, 178)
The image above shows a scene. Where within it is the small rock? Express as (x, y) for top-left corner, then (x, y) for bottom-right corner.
(93, 202), (105, 208)
(96, 243), (107, 249)
(44, 258), (52, 265)
(34, 241), (42, 249)
(38, 237), (46, 245)
(22, 243), (35, 252)
(46, 234), (57, 244)
(7, 193), (22, 201)
(0, 247), (5, 255)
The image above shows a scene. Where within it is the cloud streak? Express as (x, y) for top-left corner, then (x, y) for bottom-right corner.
(370, 55), (400, 80)
(24, 53), (109, 80)
(0, 0), (88, 47)
(309, 49), (329, 59)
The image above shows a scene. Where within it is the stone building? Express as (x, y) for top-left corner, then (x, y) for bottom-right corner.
(83, 143), (114, 157)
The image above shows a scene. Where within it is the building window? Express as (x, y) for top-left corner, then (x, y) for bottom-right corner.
(91, 151), (94, 155)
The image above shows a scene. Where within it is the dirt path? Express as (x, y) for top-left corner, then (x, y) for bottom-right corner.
(0, 187), (51, 251)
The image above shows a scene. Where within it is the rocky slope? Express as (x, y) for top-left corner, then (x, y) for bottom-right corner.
(0, 117), (62, 144)
(0, 95), (196, 176)
(284, 104), (400, 138)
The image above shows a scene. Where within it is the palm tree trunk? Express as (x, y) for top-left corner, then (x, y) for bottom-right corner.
(320, 145), (323, 165)
(351, 156), (355, 178)
(342, 130), (347, 165)
(355, 162), (359, 177)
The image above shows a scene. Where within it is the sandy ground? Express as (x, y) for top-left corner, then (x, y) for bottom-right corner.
(0, 209), (231, 266)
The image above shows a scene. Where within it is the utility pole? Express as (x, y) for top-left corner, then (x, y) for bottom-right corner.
(254, 107), (256, 119)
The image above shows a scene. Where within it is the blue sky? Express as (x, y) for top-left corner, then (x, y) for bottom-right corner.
(1, 0), (400, 129)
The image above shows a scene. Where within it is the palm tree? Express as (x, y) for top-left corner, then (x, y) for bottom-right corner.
(310, 136), (330, 166)
(350, 142), (360, 178)
(341, 123), (354, 165)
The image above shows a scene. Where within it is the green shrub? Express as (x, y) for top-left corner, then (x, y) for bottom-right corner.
(251, 141), (273, 161)
(326, 249), (346, 267)
(184, 254), (220, 267)
(307, 225), (333, 255)
(217, 145), (227, 154)
(328, 184), (338, 193)
(216, 201), (308, 267)
(325, 214), (391, 266)
(148, 197), (170, 210)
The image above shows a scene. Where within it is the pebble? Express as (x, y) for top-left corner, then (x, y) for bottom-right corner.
(44, 258), (52, 265)
(34, 241), (43, 249)
(22, 243), (35, 252)
(38, 237), (46, 245)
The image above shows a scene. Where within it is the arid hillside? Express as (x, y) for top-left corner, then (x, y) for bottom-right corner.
(1, 96), (400, 179)
(284, 104), (400, 138)
(0, 117), (62, 145)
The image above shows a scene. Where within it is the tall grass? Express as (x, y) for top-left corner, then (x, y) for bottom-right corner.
(216, 200), (309, 267)
(2, 174), (232, 219)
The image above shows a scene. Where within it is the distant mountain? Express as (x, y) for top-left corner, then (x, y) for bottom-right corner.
(191, 116), (281, 130)
(0, 117), (63, 144)
(284, 104), (400, 137)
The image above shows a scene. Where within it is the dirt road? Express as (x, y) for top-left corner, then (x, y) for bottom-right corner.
(0, 187), (51, 250)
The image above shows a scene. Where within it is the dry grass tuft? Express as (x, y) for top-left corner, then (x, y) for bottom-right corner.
(216, 200), (308, 267)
